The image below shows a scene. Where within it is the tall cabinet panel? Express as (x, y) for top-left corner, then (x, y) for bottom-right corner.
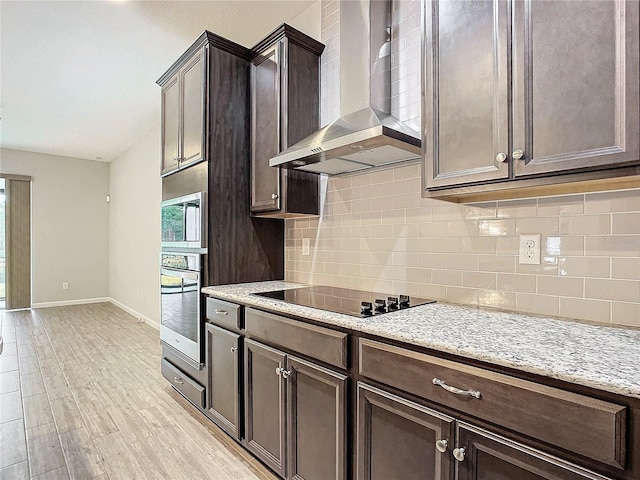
(250, 26), (325, 218)
(512, 0), (639, 177)
(161, 76), (181, 175)
(251, 43), (282, 212)
(423, 0), (510, 188)
(180, 49), (206, 168)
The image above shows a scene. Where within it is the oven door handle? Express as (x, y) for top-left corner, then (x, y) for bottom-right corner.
(160, 268), (199, 281)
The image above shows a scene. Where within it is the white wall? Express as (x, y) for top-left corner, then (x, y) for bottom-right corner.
(0, 148), (110, 305)
(108, 127), (162, 327)
(289, 1), (322, 40)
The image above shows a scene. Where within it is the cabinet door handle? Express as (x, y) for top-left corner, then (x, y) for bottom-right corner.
(271, 193), (279, 200)
(173, 376), (184, 385)
(275, 367), (284, 376)
(453, 447), (466, 462)
(512, 149), (524, 160)
(435, 439), (448, 453)
(214, 309), (228, 316)
(432, 378), (481, 399)
(495, 152), (508, 163)
(230, 346), (237, 353)
(281, 369), (292, 379)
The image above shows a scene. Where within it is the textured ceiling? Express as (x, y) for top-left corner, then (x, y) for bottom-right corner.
(0, 0), (316, 162)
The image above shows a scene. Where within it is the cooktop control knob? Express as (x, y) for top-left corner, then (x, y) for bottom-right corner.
(387, 296), (399, 310)
(399, 295), (410, 308)
(360, 301), (373, 316)
(374, 299), (386, 313)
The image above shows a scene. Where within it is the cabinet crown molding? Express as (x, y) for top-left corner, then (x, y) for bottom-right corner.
(157, 30), (252, 86)
(250, 23), (325, 58)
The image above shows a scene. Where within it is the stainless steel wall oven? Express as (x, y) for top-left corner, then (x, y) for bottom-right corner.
(160, 251), (203, 367)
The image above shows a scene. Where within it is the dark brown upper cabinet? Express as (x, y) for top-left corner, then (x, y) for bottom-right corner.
(423, 0), (640, 202)
(250, 25), (324, 218)
(159, 46), (205, 176)
(157, 32), (252, 177)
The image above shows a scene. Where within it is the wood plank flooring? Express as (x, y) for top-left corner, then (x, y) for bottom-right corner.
(0, 303), (277, 480)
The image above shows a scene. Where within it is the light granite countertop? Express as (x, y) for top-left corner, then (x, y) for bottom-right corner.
(202, 281), (640, 399)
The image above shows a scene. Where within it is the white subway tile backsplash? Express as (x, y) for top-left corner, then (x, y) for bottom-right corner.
(612, 213), (640, 234)
(516, 293), (560, 317)
(559, 297), (611, 323)
(611, 258), (640, 280)
(497, 199), (537, 218)
(559, 214), (611, 235)
(537, 195), (585, 216)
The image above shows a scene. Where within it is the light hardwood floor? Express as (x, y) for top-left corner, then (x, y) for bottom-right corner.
(0, 303), (277, 480)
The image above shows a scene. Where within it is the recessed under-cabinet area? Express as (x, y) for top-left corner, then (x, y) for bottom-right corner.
(194, 293), (640, 480)
(423, 0), (640, 202)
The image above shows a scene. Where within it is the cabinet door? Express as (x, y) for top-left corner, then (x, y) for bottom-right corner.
(206, 324), (241, 439)
(251, 42), (282, 213)
(513, 0), (639, 177)
(456, 422), (610, 480)
(161, 74), (180, 175)
(357, 383), (454, 480)
(424, 0), (510, 188)
(245, 339), (287, 477)
(287, 356), (347, 480)
(180, 48), (206, 169)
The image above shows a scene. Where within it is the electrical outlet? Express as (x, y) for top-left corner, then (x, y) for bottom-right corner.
(136, 290), (140, 299)
(519, 234), (541, 265)
(302, 238), (310, 256)
(62, 282), (69, 290)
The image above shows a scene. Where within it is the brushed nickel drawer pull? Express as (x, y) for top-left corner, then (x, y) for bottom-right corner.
(435, 439), (448, 453)
(432, 378), (481, 399)
(173, 376), (184, 384)
(214, 309), (228, 315)
(230, 346), (237, 353)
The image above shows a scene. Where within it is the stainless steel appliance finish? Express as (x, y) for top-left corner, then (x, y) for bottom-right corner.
(253, 285), (435, 318)
(161, 192), (206, 250)
(268, 0), (421, 175)
(160, 251), (203, 368)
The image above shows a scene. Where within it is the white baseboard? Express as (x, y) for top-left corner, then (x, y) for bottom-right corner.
(31, 297), (111, 309)
(30, 297), (160, 331)
(108, 298), (160, 331)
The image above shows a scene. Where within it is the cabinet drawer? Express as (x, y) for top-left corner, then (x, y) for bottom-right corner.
(245, 308), (348, 369)
(358, 338), (626, 468)
(206, 297), (242, 330)
(161, 358), (205, 409)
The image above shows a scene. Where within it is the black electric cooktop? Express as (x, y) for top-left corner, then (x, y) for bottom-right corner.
(253, 286), (436, 318)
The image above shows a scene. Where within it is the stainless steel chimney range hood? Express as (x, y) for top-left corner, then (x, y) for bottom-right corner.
(269, 0), (421, 175)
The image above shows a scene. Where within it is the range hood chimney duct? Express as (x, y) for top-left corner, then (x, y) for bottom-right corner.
(269, 0), (421, 175)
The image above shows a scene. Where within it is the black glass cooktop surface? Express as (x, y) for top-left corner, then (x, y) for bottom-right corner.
(253, 286), (436, 318)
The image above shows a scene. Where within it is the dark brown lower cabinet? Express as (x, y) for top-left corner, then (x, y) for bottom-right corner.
(356, 383), (455, 480)
(287, 357), (347, 480)
(245, 339), (287, 477)
(455, 422), (613, 480)
(245, 339), (347, 480)
(206, 324), (241, 439)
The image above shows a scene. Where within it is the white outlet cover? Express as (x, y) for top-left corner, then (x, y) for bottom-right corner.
(519, 234), (541, 265)
(302, 238), (310, 256)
